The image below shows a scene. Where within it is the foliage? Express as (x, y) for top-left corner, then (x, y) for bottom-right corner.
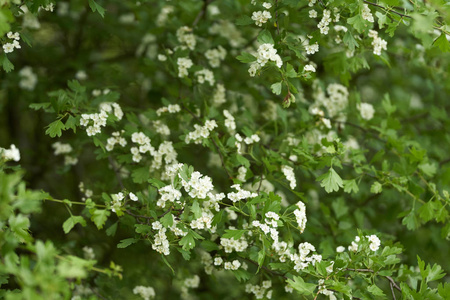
(1, 0), (450, 299)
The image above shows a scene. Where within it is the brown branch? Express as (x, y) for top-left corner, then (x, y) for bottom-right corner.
(192, 0), (214, 28)
(275, 0), (280, 35)
(345, 268), (401, 292)
(363, 0), (412, 19)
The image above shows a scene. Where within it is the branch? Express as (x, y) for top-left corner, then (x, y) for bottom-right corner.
(192, 0), (213, 27)
(363, 0), (412, 19)
(345, 268), (401, 292)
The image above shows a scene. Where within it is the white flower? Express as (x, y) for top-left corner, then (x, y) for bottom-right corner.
(309, 9), (317, 18)
(129, 192), (138, 201)
(362, 4), (374, 23)
(1, 144), (20, 162)
(304, 64), (316, 72)
(3, 43), (14, 53)
(358, 103), (375, 120)
(252, 10), (272, 26)
(336, 246), (345, 253)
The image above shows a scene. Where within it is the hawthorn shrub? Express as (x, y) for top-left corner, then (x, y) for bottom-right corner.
(1, 0), (450, 299)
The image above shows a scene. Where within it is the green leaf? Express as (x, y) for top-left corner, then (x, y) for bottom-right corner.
(426, 263), (446, 282)
(67, 80), (86, 93)
(160, 213), (174, 228)
(343, 179), (359, 194)
(62, 216), (86, 234)
(1, 54), (14, 73)
(317, 168), (343, 193)
(201, 240), (220, 251)
(419, 163), (437, 178)
(90, 209), (110, 229)
(343, 31), (359, 51)
(132, 167), (150, 184)
(370, 181), (383, 194)
(368, 284), (385, 296)
(347, 14), (367, 34)
(88, 0), (106, 18)
(271, 82), (282, 95)
(331, 198), (348, 219)
(287, 276), (316, 296)
(222, 229), (246, 240)
(106, 221), (118, 236)
(117, 238), (138, 248)
(257, 29), (274, 44)
(235, 15), (254, 26)
(433, 33), (450, 52)
(45, 120), (65, 138)
(402, 211), (419, 230)
(285, 63), (297, 78)
(236, 52), (257, 63)
(382, 93), (396, 115)
(191, 200), (202, 219)
(179, 231), (196, 251)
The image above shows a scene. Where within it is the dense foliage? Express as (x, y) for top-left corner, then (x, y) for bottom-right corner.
(1, 0), (450, 299)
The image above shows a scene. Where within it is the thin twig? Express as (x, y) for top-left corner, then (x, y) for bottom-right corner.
(275, 0), (280, 35)
(390, 281), (396, 300)
(192, 0), (213, 27)
(363, 0), (411, 19)
(345, 268), (401, 292)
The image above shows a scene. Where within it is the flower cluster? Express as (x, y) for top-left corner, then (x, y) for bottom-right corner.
(318, 279), (336, 300)
(180, 171), (214, 199)
(304, 64), (316, 73)
(133, 286), (156, 300)
(220, 236), (249, 253)
(2, 31), (21, 54)
(195, 69), (215, 86)
(358, 102), (375, 120)
(234, 132), (260, 153)
(131, 132), (154, 162)
(176, 26), (196, 50)
(209, 20), (246, 48)
(80, 102), (123, 136)
(177, 57), (194, 78)
(368, 30), (387, 56)
(52, 142), (77, 166)
(252, 10), (271, 27)
(223, 110), (236, 132)
(152, 221), (170, 255)
(291, 242), (322, 271)
(252, 212), (281, 242)
(205, 46), (227, 68)
(245, 281), (272, 299)
(223, 259), (242, 270)
(294, 201), (307, 233)
(249, 43), (282, 77)
(318, 9), (331, 35)
(348, 234), (381, 252)
(156, 104), (181, 116)
(362, 4), (374, 23)
(227, 184), (258, 202)
(106, 131), (127, 151)
(212, 84), (227, 105)
(237, 166), (247, 182)
(190, 211), (214, 230)
(0, 144), (20, 162)
(19, 67), (38, 91)
(181, 275), (200, 300)
(281, 165), (296, 189)
(185, 120), (217, 144)
(157, 184), (182, 208)
(305, 41), (319, 55)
